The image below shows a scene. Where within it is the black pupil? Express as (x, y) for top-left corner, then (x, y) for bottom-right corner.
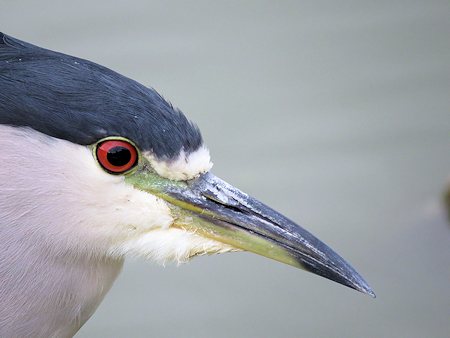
(107, 146), (132, 167)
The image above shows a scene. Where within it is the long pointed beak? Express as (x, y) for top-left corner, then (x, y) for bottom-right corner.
(126, 170), (375, 297)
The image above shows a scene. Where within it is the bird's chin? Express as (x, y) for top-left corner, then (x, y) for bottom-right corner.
(108, 226), (237, 266)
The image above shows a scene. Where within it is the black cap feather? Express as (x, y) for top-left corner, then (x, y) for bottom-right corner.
(0, 33), (203, 159)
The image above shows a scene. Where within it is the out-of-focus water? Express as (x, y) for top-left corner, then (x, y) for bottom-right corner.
(2, 1), (450, 337)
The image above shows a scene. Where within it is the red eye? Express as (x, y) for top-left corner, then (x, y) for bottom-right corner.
(96, 140), (138, 174)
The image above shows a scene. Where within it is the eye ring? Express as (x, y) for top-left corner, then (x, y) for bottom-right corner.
(96, 139), (138, 174)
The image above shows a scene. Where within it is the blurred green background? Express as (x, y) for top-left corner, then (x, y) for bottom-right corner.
(2, 1), (449, 337)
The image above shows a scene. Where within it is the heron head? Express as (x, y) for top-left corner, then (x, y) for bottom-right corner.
(0, 33), (374, 297)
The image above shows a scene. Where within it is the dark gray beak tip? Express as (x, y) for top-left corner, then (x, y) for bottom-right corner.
(351, 274), (376, 298)
(298, 248), (376, 298)
(360, 279), (376, 298)
(341, 267), (376, 298)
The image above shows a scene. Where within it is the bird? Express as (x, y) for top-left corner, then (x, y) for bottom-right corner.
(0, 33), (374, 337)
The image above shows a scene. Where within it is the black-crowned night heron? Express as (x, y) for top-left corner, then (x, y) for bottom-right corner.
(0, 33), (374, 337)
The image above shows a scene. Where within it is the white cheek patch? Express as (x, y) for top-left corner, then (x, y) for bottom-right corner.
(0, 125), (174, 257)
(144, 146), (213, 181)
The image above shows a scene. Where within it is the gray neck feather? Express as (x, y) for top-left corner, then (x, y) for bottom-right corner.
(0, 228), (123, 338)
